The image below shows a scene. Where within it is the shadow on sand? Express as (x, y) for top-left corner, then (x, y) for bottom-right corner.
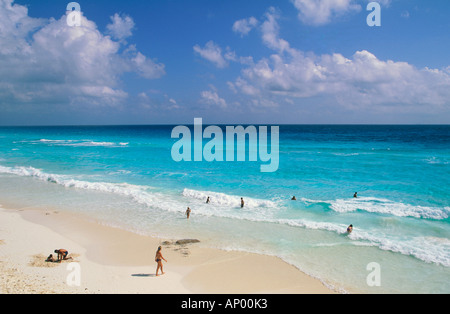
(131, 273), (156, 277)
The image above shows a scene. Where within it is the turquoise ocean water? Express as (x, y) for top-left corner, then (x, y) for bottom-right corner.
(0, 125), (449, 293)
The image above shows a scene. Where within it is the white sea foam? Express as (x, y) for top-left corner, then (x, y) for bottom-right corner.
(276, 218), (347, 234)
(424, 157), (449, 165)
(1, 165), (449, 267)
(182, 188), (277, 209)
(348, 230), (450, 267)
(0, 165), (183, 215)
(302, 196), (449, 220)
(277, 218), (450, 267)
(37, 139), (128, 147)
(331, 152), (360, 156)
(0, 165), (145, 199)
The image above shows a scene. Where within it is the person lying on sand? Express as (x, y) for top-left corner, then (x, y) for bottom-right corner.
(45, 254), (55, 262)
(54, 249), (72, 262)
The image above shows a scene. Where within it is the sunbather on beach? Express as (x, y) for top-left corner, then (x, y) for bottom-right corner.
(45, 254), (55, 262)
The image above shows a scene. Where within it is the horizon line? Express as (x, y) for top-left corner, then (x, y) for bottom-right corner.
(0, 123), (449, 127)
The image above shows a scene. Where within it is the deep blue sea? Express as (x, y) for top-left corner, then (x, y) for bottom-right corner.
(0, 125), (449, 293)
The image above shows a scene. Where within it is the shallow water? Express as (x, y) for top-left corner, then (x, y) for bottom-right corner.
(0, 125), (449, 293)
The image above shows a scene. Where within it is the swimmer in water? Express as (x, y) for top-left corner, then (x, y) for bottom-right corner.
(185, 207), (191, 219)
(347, 224), (353, 234)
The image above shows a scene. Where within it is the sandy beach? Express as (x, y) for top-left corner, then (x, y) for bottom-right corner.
(0, 203), (335, 294)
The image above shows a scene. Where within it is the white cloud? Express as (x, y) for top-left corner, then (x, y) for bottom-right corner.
(130, 50), (166, 79)
(193, 41), (228, 68)
(231, 8), (450, 113)
(0, 0), (165, 112)
(261, 7), (293, 53)
(232, 16), (258, 37)
(291, 0), (361, 26)
(200, 88), (227, 109)
(106, 13), (135, 40)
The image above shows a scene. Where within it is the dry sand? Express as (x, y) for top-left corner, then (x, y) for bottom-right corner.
(0, 205), (336, 294)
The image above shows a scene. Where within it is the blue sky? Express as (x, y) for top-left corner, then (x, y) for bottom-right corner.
(0, 0), (449, 125)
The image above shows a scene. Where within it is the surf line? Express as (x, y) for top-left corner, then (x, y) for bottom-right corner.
(171, 118), (279, 173)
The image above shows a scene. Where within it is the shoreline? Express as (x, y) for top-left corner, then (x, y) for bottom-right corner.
(0, 203), (337, 294)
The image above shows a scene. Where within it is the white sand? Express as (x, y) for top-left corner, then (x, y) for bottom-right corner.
(0, 206), (335, 294)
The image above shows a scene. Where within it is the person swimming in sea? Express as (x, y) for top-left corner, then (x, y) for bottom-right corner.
(206, 197), (210, 204)
(185, 207), (191, 219)
(353, 192), (358, 198)
(241, 198), (245, 208)
(347, 224), (353, 234)
(291, 196), (297, 200)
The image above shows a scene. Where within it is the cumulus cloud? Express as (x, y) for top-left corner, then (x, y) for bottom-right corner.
(291, 0), (362, 26)
(106, 13), (135, 40)
(232, 16), (258, 37)
(0, 0), (165, 113)
(260, 8), (292, 53)
(230, 8), (450, 112)
(193, 41), (229, 68)
(200, 87), (227, 109)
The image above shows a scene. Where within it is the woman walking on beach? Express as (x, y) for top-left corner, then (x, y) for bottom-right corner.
(155, 246), (167, 276)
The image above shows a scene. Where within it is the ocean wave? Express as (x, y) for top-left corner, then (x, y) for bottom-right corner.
(0, 165), (184, 215)
(423, 157), (449, 165)
(1, 164), (448, 267)
(37, 139), (128, 147)
(277, 218), (347, 234)
(331, 152), (360, 157)
(0, 165), (142, 193)
(182, 188), (278, 209)
(277, 218), (450, 267)
(221, 214), (450, 268)
(348, 230), (450, 268)
(302, 196), (449, 220)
